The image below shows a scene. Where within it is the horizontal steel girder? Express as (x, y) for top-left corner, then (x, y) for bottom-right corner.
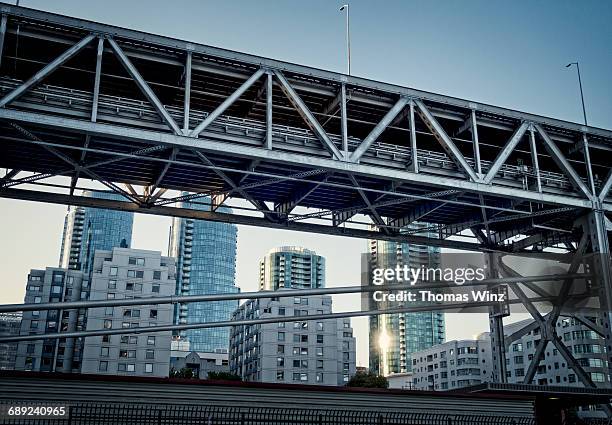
(0, 108), (601, 211)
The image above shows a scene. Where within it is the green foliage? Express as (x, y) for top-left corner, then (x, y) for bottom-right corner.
(346, 371), (389, 388)
(169, 367), (194, 379)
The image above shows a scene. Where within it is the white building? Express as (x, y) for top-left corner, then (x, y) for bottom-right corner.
(80, 248), (176, 377)
(230, 293), (356, 386)
(411, 316), (610, 391)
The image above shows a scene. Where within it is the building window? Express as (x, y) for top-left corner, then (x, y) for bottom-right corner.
(110, 267), (118, 276)
(26, 344), (35, 354)
(293, 359), (300, 368)
(316, 347), (323, 357)
(317, 335), (324, 344)
(317, 360), (324, 369)
(107, 293), (115, 299)
(99, 361), (108, 372)
(277, 357), (284, 367)
(34, 296), (42, 304)
(127, 364), (135, 372)
(277, 345), (284, 354)
(149, 309), (158, 319)
(30, 320), (38, 329)
(145, 363), (153, 373)
(108, 280), (117, 289)
(102, 335), (111, 343)
(145, 349), (155, 360)
(126, 283), (142, 291)
(276, 371), (284, 381)
(316, 372), (323, 383)
(100, 347), (109, 357)
(153, 271), (161, 280)
(129, 257), (145, 266)
(278, 322), (285, 328)
(51, 286), (62, 294)
(152, 285), (160, 293)
(317, 322), (324, 331)
(277, 332), (285, 342)
(147, 336), (156, 345)
(294, 297), (301, 304)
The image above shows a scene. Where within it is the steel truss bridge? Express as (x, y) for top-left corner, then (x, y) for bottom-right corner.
(0, 2), (611, 407)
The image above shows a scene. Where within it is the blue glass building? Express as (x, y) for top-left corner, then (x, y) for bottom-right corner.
(59, 190), (134, 272)
(169, 196), (238, 353)
(368, 223), (445, 376)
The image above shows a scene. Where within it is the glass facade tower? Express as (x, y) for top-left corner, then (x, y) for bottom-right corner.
(59, 190), (134, 273)
(169, 197), (238, 353)
(368, 223), (445, 376)
(259, 246), (325, 290)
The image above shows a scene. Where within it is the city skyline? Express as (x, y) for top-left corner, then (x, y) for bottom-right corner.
(1, 0), (611, 369)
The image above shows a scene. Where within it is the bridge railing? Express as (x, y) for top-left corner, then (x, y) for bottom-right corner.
(0, 402), (536, 425)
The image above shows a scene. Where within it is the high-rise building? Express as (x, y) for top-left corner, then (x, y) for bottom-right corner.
(80, 248), (175, 377)
(229, 294), (356, 386)
(59, 190), (134, 272)
(169, 197), (238, 353)
(15, 268), (87, 372)
(368, 223), (445, 376)
(15, 248), (175, 377)
(259, 246), (325, 291)
(0, 312), (22, 370)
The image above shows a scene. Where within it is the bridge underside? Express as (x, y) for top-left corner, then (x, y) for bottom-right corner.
(0, 4), (611, 252)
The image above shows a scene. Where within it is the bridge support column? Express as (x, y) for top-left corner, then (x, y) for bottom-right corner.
(487, 252), (508, 383)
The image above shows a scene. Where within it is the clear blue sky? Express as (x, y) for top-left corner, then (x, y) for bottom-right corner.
(17, 0), (612, 129)
(1, 0), (611, 365)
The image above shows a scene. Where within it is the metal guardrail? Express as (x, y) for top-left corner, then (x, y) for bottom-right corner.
(0, 402), (536, 425)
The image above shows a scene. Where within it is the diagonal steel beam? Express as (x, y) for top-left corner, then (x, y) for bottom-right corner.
(194, 150), (276, 221)
(107, 38), (182, 136)
(275, 173), (331, 218)
(497, 257), (553, 298)
(599, 169), (612, 201)
(350, 97), (408, 163)
(0, 169), (20, 187)
(0, 34), (95, 107)
(148, 147), (178, 197)
(414, 99), (479, 182)
(0, 15), (7, 69)
(347, 174), (390, 234)
(534, 124), (592, 199)
(274, 70), (344, 160)
(551, 336), (597, 388)
(91, 37), (104, 123)
(572, 314), (606, 337)
(483, 122), (529, 184)
(9, 122), (142, 205)
(523, 338), (547, 384)
(190, 68), (265, 137)
(389, 199), (454, 230)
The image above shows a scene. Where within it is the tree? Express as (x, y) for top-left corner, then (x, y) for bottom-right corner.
(207, 371), (242, 381)
(346, 371), (388, 388)
(169, 367), (194, 379)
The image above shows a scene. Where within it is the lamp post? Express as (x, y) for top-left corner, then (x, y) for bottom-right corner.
(340, 4), (351, 75)
(566, 62), (587, 126)
(566, 61), (596, 194)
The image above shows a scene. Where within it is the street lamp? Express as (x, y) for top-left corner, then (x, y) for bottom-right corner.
(340, 4), (351, 75)
(565, 62), (587, 126)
